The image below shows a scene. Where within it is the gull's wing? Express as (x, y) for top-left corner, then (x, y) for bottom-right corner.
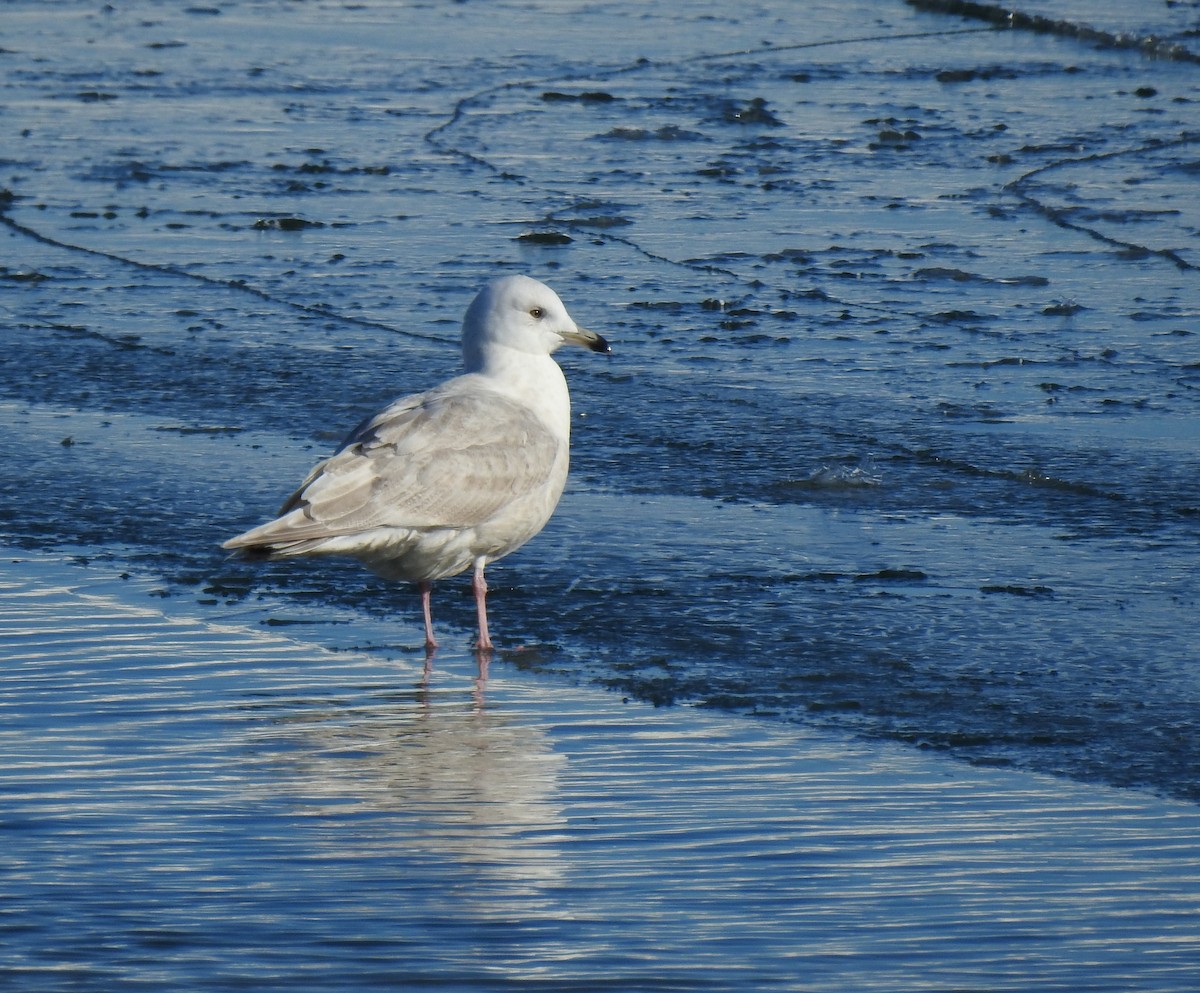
(226, 383), (562, 549)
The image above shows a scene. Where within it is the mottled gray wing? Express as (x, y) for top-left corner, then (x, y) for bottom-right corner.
(266, 385), (562, 540)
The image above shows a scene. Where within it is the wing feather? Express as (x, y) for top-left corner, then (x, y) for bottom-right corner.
(227, 383), (562, 550)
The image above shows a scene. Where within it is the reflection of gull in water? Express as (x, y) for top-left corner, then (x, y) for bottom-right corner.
(243, 659), (569, 892)
(224, 275), (610, 651)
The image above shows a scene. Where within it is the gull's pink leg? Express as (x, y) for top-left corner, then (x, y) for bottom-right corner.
(472, 561), (493, 650)
(419, 581), (438, 651)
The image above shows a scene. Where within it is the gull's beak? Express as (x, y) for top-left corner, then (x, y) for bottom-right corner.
(560, 325), (611, 354)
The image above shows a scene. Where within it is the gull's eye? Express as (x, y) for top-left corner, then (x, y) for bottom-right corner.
(529, 307), (544, 319)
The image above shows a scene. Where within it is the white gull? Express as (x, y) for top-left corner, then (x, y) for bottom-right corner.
(224, 274), (610, 650)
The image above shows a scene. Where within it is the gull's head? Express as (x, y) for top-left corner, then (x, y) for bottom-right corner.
(462, 274), (609, 370)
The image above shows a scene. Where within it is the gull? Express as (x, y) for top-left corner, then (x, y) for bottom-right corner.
(223, 274), (609, 650)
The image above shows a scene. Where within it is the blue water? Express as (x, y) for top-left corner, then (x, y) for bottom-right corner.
(3, 552), (1200, 992)
(2, 1), (1200, 987)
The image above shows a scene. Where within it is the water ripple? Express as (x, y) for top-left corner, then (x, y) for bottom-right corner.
(2, 553), (1199, 991)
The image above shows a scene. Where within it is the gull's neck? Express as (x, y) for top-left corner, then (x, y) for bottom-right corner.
(467, 346), (571, 435)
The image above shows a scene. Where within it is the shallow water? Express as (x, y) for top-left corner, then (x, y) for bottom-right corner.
(2, 0), (1200, 987)
(3, 552), (1200, 992)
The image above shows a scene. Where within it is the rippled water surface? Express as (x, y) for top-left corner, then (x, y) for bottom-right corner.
(4, 553), (1200, 991)
(2, 0), (1200, 988)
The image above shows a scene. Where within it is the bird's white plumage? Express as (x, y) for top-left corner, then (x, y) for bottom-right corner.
(224, 274), (609, 649)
